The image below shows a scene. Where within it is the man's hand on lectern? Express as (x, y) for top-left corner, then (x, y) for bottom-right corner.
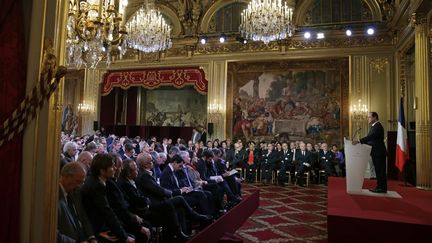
(352, 140), (359, 145)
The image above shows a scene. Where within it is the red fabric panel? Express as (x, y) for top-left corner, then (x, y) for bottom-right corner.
(101, 66), (208, 95)
(0, 0), (26, 242)
(100, 89), (116, 127)
(126, 87), (137, 125)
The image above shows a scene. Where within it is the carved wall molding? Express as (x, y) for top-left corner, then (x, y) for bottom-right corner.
(369, 57), (389, 73)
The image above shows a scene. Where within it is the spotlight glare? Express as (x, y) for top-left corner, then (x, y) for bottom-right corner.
(317, 32), (325, 39)
(367, 28), (374, 35)
(219, 34), (226, 43)
(200, 38), (206, 44)
(346, 29), (352, 36)
(304, 32), (311, 39)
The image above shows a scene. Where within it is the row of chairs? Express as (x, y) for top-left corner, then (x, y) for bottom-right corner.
(238, 167), (327, 187)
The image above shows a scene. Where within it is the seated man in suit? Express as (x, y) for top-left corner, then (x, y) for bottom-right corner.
(278, 142), (293, 186)
(81, 154), (135, 243)
(122, 143), (136, 161)
(135, 153), (212, 231)
(160, 154), (212, 216)
(197, 150), (241, 209)
(212, 148), (242, 198)
(294, 142), (312, 187)
(118, 159), (191, 242)
(106, 154), (151, 243)
(58, 162), (96, 243)
(318, 143), (336, 186)
(261, 143), (279, 185)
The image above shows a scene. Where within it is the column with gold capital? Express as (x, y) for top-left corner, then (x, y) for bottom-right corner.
(412, 14), (432, 190)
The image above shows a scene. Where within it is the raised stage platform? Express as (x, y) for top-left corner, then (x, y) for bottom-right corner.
(328, 177), (432, 242)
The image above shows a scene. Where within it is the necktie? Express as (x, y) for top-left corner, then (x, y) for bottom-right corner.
(183, 168), (192, 187)
(302, 151), (305, 156)
(66, 195), (85, 241)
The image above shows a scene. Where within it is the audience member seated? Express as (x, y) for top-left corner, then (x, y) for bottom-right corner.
(332, 144), (345, 177)
(160, 154), (212, 216)
(58, 162), (96, 243)
(197, 150), (241, 209)
(81, 153), (135, 243)
(77, 151), (93, 174)
(177, 150), (217, 217)
(213, 148), (242, 198)
(118, 159), (191, 242)
(261, 143), (278, 185)
(60, 141), (79, 170)
(277, 142), (293, 186)
(106, 154), (151, 242)
(122, 143), (136, 161)
(135, 153), (212, 234)
(319, 143), (336, 186)
(294, 142), (312, 187)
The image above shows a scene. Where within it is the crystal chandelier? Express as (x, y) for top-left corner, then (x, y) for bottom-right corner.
(240, 0), (295, 44)
(66, 0), (129, 69)
(126, 0), (172, 53)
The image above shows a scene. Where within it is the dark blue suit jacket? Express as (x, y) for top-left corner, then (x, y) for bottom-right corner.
(360, 121), (387, 157)
(160, 165), (182, 196)
(136, 169), (172, 204)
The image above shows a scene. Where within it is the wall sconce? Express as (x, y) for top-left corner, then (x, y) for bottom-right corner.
(207, 102), (223, 122)
(350, 99), (368, 138)
(77, 103), (93, 116)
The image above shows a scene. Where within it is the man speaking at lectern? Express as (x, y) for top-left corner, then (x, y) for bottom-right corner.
(353, 112), (387, 193)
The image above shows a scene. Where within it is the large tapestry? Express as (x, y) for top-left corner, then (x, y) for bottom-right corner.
(228, 59), (349, 145)
(142, 87), (207, 127)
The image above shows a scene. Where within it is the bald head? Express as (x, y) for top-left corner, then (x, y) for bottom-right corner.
(136, 152), (153, 170)
(60, 162), (86, 193)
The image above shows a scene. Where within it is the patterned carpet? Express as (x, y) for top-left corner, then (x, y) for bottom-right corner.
(235, 183), (328, 243)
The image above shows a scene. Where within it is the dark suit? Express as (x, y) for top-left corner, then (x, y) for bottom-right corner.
(261, 149), (278, 183)
(177, 167), (217, 215)
(135, 169), (207, 232)
(160, 165), (210, 215)
(278, 149), (294, 184)
(196, 159), (238, 203)
(136, 169), (172, 205)
(231, 149), (246, 169)
(360, 121), (387, 190)
(318, 150), (335, 183)
(57, 187), (92, 243)
(295, 150), (312, 185)
(199, 131), (207, 144)
(215, 159), (241, 197)
(106, 179), (149, 242)
(81, 175), (129, 242)
(117, 177), (181, 241)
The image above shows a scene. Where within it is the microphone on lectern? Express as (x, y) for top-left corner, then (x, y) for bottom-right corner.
(352, 127), (362, 141)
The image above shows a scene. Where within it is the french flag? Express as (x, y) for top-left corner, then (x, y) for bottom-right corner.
(396, 97), (409, 172)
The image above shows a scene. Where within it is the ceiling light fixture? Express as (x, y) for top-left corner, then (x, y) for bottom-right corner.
(240, 0), (295, 44)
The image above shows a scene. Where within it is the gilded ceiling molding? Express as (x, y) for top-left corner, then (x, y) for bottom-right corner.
(192, 35), (392, 55)
(369, 57), (389, 73)
(199, 0), (249, 33)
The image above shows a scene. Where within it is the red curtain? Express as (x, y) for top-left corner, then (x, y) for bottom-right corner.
(101, 66), (208, 95)
(0, 0), (26, 242)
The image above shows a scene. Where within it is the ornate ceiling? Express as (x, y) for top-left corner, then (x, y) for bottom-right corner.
(115, 0), (429, 61)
